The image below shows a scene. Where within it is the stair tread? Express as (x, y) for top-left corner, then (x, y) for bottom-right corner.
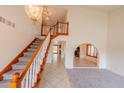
(0, 39), (43, 88)
(24, 51), (34, 54)
(3, 69), (22, 80)
(28, 48), (36, 50)
(13, 62), (27, 66)
(24, 52), (34, 56)
(19, 56), (32, 62)
(14, 61), (28, 65)
(35, 39), (42, 42)
(0, 80), (10, 88)
(27, 48), (36, 52)
(30, 45), (38, 47)
(35, 41), (41, 43)
(35, 39), (42, 41)
(31, 44), (39, 46)
(29, 46), (38, 49)
(33, 42), (40, 44)
(32, 43), (39, 46)
(12, 63), (26, 70)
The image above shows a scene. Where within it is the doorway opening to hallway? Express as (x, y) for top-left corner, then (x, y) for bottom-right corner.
(52, 41), (66, 66)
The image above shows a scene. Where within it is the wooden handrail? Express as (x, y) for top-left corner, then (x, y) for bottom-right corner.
(9, 31), (51, 88)
(19, 31), (51, 81)
(32, 39), (51, 88)
(0, 38), (37, 81)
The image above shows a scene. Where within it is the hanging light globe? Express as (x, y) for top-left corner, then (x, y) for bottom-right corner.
(24, 5), (43, 23)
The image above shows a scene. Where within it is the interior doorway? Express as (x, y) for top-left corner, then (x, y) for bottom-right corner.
(74, 43), (99, 68)
(52, 41), (66, 65)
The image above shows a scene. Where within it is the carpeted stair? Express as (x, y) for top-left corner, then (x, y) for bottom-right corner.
(0, 38), (42, 88)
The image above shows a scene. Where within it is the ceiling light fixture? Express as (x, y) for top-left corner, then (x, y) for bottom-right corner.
(25, 5), (50, 24)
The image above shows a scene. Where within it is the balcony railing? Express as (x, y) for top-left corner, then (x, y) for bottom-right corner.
(41, 22), (69, 38)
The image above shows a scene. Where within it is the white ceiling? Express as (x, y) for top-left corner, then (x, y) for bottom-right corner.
(42, 6), (67, 26)
(81, 5), (124, 11)
(42, 5), (124, 26)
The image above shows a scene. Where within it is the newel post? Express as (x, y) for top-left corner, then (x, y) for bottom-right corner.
(0, 73), (3, 81)
(10, 72), (20, 88)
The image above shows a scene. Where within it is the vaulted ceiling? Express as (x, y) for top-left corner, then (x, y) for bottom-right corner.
(42, 6), (67, 26)
(42, 5), (124, 26)
(81, 5), (124, 11)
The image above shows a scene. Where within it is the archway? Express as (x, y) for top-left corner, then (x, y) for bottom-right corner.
(73, 43), (99, 68)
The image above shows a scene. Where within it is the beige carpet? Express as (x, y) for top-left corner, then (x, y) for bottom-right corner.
(67, 69), (124, 88)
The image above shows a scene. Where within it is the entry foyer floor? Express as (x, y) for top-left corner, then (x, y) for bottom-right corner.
(39, 54), (71, 88)
(39, 54), (124, 88)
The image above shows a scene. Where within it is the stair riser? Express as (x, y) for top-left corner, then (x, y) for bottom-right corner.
(24, 51), (34, 54)
(30, 46), (38, 49)
(12, 65), (25, 70)
(32, 44), (39, 46)
(19, 56), (32, 62)
(14, 62), (27, 65)
(28, 50), (35, 52)
(24, 54), (33, 57)
(34, 42), (40, 44)
(28, 49), (36, 52)
(3, 75), (12, 80)
(0, 39), (42, 88)
(33, 42), (40, 45)
(35, 40), (41, 42)
(31, 44), (39, 46)
(0, 80), (10, 88)
(19, 59), (30, 62)
(30, 45), (38, 48)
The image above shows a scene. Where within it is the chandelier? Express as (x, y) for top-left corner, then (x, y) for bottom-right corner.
(25, 5), (50, 24)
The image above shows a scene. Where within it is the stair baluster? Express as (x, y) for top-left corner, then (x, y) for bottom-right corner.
(19, 31), (51, 88)
(0, 26), (51, 88)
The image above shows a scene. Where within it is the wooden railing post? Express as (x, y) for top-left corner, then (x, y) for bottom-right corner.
(10, 72), (20, 88)
(0, 74), (3, 81)
(56, 21), (59, 35)
(66, 22), (69, 35)
(41, 24), (43, 36)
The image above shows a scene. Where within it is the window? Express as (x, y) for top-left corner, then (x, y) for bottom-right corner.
(87, 44), (97, 58)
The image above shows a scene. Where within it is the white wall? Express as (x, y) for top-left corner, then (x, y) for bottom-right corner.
(80, 44), (85, 58)
(107, 8), (124, 76)
(54, 6), (108, 69)
(0, 6), (40, 71)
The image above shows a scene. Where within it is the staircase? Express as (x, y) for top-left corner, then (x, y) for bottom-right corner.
(0, 38), (42, 88)
(0, 21), (69, 88)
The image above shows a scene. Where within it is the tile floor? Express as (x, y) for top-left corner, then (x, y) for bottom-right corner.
(74, 57), (97, 67)
(39, 54), (71, 88)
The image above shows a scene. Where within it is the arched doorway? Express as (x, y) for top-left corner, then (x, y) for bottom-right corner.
(74, 43), (99, 68)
